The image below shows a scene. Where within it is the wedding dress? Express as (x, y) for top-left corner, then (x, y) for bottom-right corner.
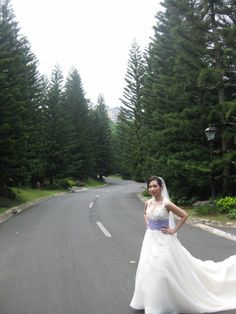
(130, 197), (236, 314)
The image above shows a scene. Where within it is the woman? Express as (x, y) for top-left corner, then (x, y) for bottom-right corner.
(130, 176), (236, 314)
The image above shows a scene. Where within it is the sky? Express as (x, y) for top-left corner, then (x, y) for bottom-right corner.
(10, 0), (162, 108)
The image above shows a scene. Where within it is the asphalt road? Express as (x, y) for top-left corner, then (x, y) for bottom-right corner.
(0, 177), (235, 314)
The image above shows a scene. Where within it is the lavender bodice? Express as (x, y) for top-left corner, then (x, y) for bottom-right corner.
(146, 198), (170, 230)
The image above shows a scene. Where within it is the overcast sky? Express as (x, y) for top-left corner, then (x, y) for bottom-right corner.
(10, 0), (162, 107)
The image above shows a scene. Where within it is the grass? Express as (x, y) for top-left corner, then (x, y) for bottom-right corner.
(0, 177), (107, 214)
(0, 187), (65, 213)
(108, 174), (122, 179)
(183, 207), (236, 224)
(84, 177), (107, 187)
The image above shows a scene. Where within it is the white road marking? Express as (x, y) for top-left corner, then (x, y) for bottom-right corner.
(89, 202), (94, 208)
(96, 221), (112, 238)
(194, 223), (236, 242)
(129, 260), (136, 264)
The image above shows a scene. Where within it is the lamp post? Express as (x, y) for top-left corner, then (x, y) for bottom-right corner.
(204, 126), (217, 202)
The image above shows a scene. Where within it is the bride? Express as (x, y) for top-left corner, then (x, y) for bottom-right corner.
(130, 176), (236, 314)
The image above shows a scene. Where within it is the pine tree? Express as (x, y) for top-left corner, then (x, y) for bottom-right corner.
(140, 1), (206, 197)
(197, 0), (236, 195)
(0, 0), (40, 195)
(139, 0), (236, 198)
(42, 65), (68, 184)
(117, 41), (146, 181)
(64, 68), (92, 179)
(90, 95), (112, 179)
(27, 75), (50, 188)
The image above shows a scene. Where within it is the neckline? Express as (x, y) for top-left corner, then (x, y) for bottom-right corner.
(151, 197), (163, 204)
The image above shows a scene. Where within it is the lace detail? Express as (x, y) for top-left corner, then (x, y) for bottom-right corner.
(146, 198), (169, 221)
(141, 230), (172, 268)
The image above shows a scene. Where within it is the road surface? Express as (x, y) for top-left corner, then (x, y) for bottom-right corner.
(0, 177), (235, 314)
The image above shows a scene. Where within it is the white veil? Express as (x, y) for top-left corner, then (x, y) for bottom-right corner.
(159, 177), (177, 237)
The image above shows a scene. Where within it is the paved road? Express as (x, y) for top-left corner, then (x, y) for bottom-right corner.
(0, 177), (235, 314)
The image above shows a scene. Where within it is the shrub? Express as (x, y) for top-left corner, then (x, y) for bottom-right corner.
(57, 178), (77, 189)
(216, 197), (236, 214)
(176, 196), (189, 206)
(228, 209), (236, 220)
(142, 188), (150, 197)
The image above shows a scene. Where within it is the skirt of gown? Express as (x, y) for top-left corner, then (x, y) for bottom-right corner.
(130, 229), (236, 314)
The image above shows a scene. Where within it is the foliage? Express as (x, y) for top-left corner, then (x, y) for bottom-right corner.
(115, 0), (236, 199)
(41, 65), (68, 184)
(56, 178), (77, 189)
(89, 95), (113, 178)
(0, 0), (40, 188)
(115, 41), (146, 181)
(64, 68), (94, 178)
(228, 209), (236, 220)
(0, 1), (113, 197)
(216, 197), (236, 214)
(85, 177), (106, 187)
(142, 188), (149, 198)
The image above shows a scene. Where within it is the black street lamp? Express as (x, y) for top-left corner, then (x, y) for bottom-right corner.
(204, 126), (217, 202)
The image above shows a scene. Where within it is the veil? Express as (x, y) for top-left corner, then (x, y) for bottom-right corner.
(159, 177), (177, 237)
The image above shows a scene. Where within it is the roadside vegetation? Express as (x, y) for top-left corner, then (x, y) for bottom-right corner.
(0, 177), (106, 214)
(142, 189), (236, 223)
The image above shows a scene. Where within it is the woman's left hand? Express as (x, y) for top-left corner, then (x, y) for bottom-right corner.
(161, 226), (175, 234)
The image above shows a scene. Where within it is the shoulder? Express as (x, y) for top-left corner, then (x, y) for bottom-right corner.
(145, 198), (152, 206)
(145, 197), (154, 208)
(163, 198), (171, 208)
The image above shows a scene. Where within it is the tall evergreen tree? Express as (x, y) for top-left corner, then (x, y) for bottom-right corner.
(90, 95), (112, 179)
(27, 75), (50, 187)
(116, 41), (146, 181)
(64, 68), (92, 179)
(0, 0), (40, 194)
(42, 65), (68, 183)
(197, 0), (236, 195)
(140, 0), (209, 197)
(139, 0), (236, 198)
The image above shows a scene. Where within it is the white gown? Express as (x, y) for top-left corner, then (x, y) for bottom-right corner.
(130, 198), (236, 314)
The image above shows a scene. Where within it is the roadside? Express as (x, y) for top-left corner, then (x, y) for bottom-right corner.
(0, 180), (108, 225)
(137, 193), (236, 243)
(0, 191), (66, 225)
(1, 187), (236, 243)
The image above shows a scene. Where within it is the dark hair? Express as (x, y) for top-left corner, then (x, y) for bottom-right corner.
(147, 176), (162, 189)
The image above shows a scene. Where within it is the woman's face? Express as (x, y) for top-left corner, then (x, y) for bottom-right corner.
(148, 180), (162, 197)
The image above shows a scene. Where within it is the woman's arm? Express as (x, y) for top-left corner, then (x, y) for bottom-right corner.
(144, 201), (148, 225)
(163, 201), (188, 234)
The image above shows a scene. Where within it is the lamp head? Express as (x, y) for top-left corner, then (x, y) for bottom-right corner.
(205, 126), (217, 141)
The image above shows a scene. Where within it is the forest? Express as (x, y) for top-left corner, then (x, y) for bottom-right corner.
(0, 0), (235, 205)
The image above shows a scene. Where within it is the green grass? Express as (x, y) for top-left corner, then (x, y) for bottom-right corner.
(85, 177), (107, 187)
(183, 207), (236, 223)
(0, 177), (106, 214)
(0, 187), (65, 213)
(108, 174), (122, 179)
